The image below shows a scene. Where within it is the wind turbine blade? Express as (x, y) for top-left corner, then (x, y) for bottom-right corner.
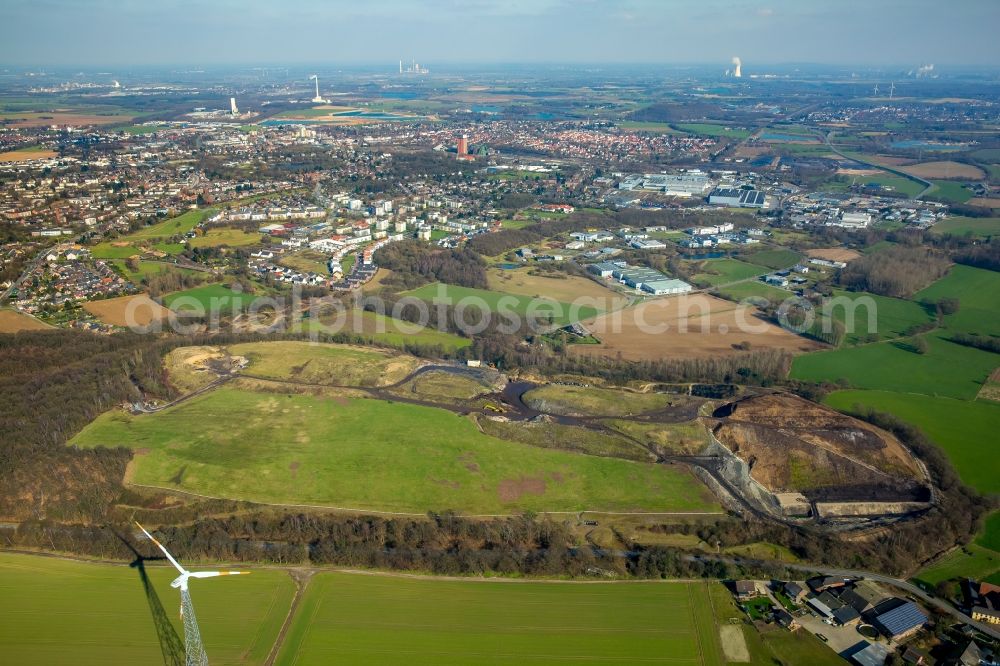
(135, 521), (188, 575)
(188, 571), (251, 579)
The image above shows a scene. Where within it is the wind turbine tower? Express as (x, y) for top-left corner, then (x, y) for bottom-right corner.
(310, 74), (324, 103)
(136, 522), (250, 666)
(889, 82), (895, 100)
(874, 83), (879, 97)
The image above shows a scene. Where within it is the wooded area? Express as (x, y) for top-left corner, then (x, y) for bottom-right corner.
(839, 246), (950, 297)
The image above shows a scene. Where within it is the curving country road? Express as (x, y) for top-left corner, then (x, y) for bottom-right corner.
(817, 129), (935, 198)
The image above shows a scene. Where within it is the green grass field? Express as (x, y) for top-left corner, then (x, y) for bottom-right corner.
(91, 209), (213, 259)
(971, 148), (1000, 163)
(189, 227), (262, 248)
(276, 574), (726, 665)
(0, 552), (293, 666)
(914, 545), (1000, 587)
(916, 265), (1000, 336)
(279, 251), (330, 275)
(745, 248), (801, 270)
(308, 310), (473, 351)
(929, 180), (974, 203)
(690, 259), (768, 286)
(618, 121), (683, 134)
(824, 390), (1000, 494)
(129, 209), (212, 240)
(828, 289), (936, 345)
(162, 284), (255, 313)
(119, 123), (169, 135)
(675, 123), (751, 139)
(71, 387), (718, 514)
(111, 259), (204, 282)
(405, 283), (601, 326)
(499, 218), (533, 229)
(979, 511), (1000, 552)
(228, 340), (422, 386)
(791, 332), (998, 400)
(841, 173), (924, 197)
(932, 216), (1000, 237)
(715, 280), (792, 304)
(523, 384), (680, 417)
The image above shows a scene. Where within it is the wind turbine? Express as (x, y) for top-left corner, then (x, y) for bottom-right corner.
(889, 82), (895, 100)
(309, 74), (324, 103)
(136, 522), (249, 666)
(873, 83), (879, 97)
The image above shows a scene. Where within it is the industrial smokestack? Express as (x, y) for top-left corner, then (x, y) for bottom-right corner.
(731, 56), (742, 78)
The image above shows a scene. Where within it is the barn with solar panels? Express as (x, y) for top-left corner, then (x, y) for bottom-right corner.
(872, 600), (927, 640)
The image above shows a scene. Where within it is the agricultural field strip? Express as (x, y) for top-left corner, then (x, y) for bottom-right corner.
(275, 573), (720, 665)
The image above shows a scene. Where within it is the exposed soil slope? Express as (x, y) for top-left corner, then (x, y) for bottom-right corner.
(712, 393), (927, 502)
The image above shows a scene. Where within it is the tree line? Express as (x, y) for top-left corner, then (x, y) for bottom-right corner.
(374, 241), (488, 290)
(0, 330), (170, 522)
(839, 245), (951, 298)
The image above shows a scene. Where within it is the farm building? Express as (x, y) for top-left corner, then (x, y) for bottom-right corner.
(807, 597), (834, 620)
(774, 610), (798, 630)
(783, 581), (806, 603)
(839, 582), (887, 615)
(833, 605), (861, 626)
(872, 600), (927, 640)
(965, 581), (1000, 625)
(808, 576), (847, 594)
(732, 580), (758, 601)
(847, 641), (891, 666)
(901, 646), (930, 664)
(709, 188), (767, 208)
(957, 641), (986, 666)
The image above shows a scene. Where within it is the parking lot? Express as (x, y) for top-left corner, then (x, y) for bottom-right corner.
(796, 611), (875, 655)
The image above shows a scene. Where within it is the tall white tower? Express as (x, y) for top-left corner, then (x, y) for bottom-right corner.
(230, 97), (238, 115)
(731, 57), (742, 78)
(310, 75), (324, 103)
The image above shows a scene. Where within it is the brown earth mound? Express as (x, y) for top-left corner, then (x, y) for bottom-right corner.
(712, 394), (927, 501)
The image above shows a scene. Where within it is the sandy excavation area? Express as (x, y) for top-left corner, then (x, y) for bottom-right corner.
(571, 293), (823, 361)
(805, 247), (862, 263)
(83, 294), (171, 327)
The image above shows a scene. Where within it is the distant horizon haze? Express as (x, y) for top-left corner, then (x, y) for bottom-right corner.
(2, 0), (999, 69)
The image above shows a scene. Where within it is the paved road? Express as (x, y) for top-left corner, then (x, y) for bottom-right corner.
(690, 553), (1000, 640)
(0, 244), (53, 304)
(818, 130), (935, 199)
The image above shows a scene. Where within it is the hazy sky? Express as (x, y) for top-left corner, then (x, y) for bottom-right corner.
(3, 0), (999, 68)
